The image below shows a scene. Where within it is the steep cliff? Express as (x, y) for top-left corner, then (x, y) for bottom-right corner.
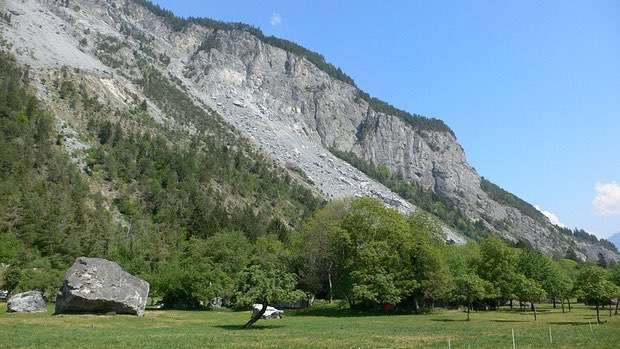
(1, 0), (616, 262)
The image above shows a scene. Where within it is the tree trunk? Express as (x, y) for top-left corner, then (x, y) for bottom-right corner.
(244, 303), (267, 329)
(561, 298), (565, 313)
(327, 265), (333, 304)
(553, 298), (556, 308)
(568, 299), (571, 312)
(467, 302), (471, 321)
(510, 299), (513, 309)
(532, 303), (537, 321)
(615, 298), (619, 315)
(596, 303), (600, 324)
(345, 294), (354, 308)
(530, 302), (535, 311)
(610, 302), (613, 317)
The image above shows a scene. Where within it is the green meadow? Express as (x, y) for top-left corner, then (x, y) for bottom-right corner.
(1, 302), (619, 349)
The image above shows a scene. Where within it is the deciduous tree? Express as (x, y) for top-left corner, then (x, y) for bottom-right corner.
(514, 275), (546, 320)
(234, 265), (304, 328)
(452, 273), (492, 321)
(575, 266), (618, 324)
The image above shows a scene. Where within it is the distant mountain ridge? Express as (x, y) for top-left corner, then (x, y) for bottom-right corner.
(609, 233), (620, 250)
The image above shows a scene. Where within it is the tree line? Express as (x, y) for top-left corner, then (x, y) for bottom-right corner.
(295, 198), (620, 323)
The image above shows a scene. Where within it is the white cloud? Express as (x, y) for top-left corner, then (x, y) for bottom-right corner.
(534, 204), (566, 228)
(270, 13), (282, 26)
(593, 181), (620, 216)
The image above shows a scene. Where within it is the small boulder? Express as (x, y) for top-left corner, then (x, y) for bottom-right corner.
(7, 291), (47, 313)
(252, 304), (284, 319)
(285, 161), (301, 171)
(55, 257), (149, 316)
(209, 297), (223, 309)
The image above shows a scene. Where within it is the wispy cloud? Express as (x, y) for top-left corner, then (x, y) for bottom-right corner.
(270, 13), (282, 26)
(593, 181), (620, 216)
(534, 204), (566, 228)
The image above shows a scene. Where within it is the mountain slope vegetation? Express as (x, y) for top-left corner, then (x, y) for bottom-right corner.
(0, 49), (322, 300)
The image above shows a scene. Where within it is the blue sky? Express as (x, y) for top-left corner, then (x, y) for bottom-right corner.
(152, 0), (620, 238)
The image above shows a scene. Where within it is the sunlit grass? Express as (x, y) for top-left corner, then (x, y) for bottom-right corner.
(1, 302), (618, 348)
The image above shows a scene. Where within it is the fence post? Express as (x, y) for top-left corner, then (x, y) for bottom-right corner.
(549, 326), (553, 344)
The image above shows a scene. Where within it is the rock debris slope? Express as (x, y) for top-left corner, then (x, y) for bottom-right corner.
(1, 0), (616, 261)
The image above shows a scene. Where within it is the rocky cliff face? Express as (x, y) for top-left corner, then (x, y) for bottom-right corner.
(1, 0), (616, 261)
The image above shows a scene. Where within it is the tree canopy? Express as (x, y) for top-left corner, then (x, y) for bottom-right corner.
(234, 265), (304, 328)
(574, 265), (619, 324)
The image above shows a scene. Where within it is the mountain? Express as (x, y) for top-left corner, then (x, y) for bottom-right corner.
(0, 0), (616, 262)
(610, 233), (620, 250)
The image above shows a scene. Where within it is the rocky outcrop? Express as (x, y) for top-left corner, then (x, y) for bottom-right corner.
(7, 291), (47, 313)
(55, 257), (149, 316)
(1, 0), (616, 262)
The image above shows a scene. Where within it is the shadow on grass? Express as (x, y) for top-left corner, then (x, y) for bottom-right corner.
(213, 324), (285, 331)
(289, 307), (417, 318)
(52, 312), (138, 317)
(430, 318), (468, 322)
(496, 308), (553, 314)
(548, 321), (590, 326)
(492, 319), (530, 323)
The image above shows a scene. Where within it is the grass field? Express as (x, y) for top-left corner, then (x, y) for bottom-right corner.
(1, 302), (619, 348)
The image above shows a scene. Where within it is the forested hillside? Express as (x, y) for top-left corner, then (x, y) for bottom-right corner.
(0, 51), (116, 293)
(1, 46), (618, 315)
(0, 49), (322, 302)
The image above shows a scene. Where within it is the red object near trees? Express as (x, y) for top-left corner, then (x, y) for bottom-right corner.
(383, 303), (395, 312)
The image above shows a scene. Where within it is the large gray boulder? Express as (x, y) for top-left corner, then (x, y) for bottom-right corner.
(55, 257), (149, 316)
(7, 291), (47, 313)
